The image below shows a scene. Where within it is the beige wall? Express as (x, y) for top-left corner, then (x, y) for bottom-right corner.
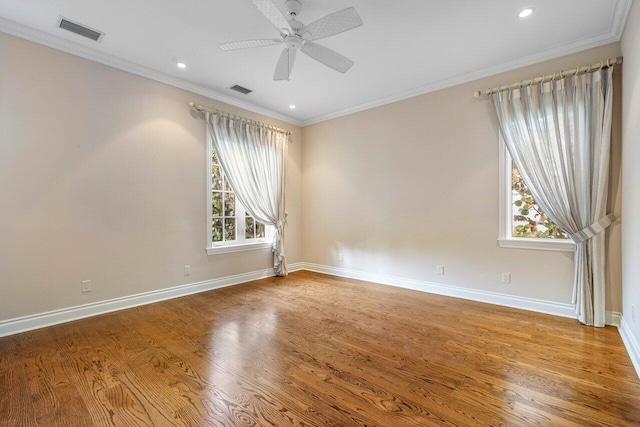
(622, 2), (640, 343)
(0, 32), (302, 321)
(0, 29), (626, 325)
(302, 43), (623, 311)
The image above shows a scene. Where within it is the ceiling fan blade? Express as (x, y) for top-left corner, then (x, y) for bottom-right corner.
(301, 41), (354, 73)
(218, 39), (282, 51)
(274, 47), (297, 81)
(251, 0), (291, 34)
(302, 7), (363, 41)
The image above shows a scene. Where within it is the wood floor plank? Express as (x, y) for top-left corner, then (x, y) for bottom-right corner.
(1, 270), (639, 426)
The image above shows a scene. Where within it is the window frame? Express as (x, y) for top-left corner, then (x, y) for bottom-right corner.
(498, 138), (574, 252)
(206, 131), (273, 255)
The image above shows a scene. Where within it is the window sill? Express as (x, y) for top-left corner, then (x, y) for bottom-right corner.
(498, 238), (574, 252)
(206, 241), (272, 255)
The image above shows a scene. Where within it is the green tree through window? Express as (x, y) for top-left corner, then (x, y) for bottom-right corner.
(211, 147), (265, 244)
(511, 164), (568, 239)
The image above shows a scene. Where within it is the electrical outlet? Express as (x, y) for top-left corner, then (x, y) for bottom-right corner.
(437, 265), (444, 275)
(501, 273), (511, 284)
(338, 253), (344, 261)
(184, 265), (191, 276)
(81, 280), (91, 293)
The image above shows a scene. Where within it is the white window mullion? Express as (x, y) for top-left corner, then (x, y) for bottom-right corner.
(236, 204), (246, 243)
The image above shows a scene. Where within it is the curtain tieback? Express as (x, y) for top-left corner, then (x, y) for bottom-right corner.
(569, 213), (617, 244)
(276, 213), (288, 229)
(272, 214), (288, 255)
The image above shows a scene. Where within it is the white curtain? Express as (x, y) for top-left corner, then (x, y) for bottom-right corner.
(493, 67), (615, 326)
(206, 113), (289, 276)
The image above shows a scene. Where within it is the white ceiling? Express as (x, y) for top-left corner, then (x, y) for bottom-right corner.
(0, 0), (631, 126)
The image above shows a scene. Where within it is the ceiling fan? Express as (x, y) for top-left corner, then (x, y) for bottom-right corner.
(219, 0), (363, 81)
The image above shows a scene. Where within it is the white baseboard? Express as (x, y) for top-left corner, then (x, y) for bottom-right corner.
(0, 260), (620, 343)
(306, 257), (637, 377)
(3, 259), (634, 377)
(0, 263), (303, 338)
(619, 316), (640, 379)
(301, 262), (580, 319)
(0, 269), (276, 337)
(287, 262), (305, 273)
(607, 311), (622, 328)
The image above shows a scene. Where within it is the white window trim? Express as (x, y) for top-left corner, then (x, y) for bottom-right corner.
(498, 138), (574, 253)
(206, 241), (273, 256)
(206, 130), (273, 255)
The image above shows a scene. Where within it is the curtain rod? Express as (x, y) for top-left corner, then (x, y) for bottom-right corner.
(188, 102), (292, 136)
(473, 56), (623, 97)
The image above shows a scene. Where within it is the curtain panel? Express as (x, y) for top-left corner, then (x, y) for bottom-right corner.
(206, 113), (289, 276)
(493, 67), (615, 327)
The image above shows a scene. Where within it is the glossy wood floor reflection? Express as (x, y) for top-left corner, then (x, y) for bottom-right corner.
(1, 271), (639, 426)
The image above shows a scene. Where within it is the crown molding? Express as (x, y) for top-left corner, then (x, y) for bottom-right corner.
(612, 0), (634, 39)
(0, 17), (304, 127)
(1, 0), (632, 128)
(302, 0), (632, 126)
(302, 32), (623, 126)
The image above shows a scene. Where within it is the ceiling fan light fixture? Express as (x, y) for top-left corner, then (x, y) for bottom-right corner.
(518, 8), (534, 18)
(219, 0), (362, 81)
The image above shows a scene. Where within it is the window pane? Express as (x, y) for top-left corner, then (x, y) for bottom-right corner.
(212, 148), (220, 165)
(512, 164), (568, 239)
(212, 166), (222, 191)
(224, 192), (235, 216)
(212, 192), (222, 216)
(211, 144), (268, 246)
(256, 222), (265, 238)
(212, 218), (223, 242)
(246, 216), (255, 239)
(225, 218), (236, 241)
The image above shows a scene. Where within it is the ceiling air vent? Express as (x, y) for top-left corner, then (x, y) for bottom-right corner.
(58, 17), (104, 42)
(230, 85), (252, 95)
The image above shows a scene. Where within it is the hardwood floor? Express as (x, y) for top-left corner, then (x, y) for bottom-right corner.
(1, 270), (639, 426)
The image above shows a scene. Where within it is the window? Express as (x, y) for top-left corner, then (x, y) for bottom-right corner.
(207, 134), (272, 255)
(498, 140), (573, 252)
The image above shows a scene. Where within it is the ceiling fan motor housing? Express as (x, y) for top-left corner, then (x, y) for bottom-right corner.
(218, 0), (362, 80)
(284, 35), (303, 50)
(285, 0), (302, 17)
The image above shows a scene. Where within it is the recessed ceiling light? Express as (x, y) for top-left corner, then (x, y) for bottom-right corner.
(176, 62), (187, 69)
(518, 8), (534, 18)
(289, 105), (296, 109)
